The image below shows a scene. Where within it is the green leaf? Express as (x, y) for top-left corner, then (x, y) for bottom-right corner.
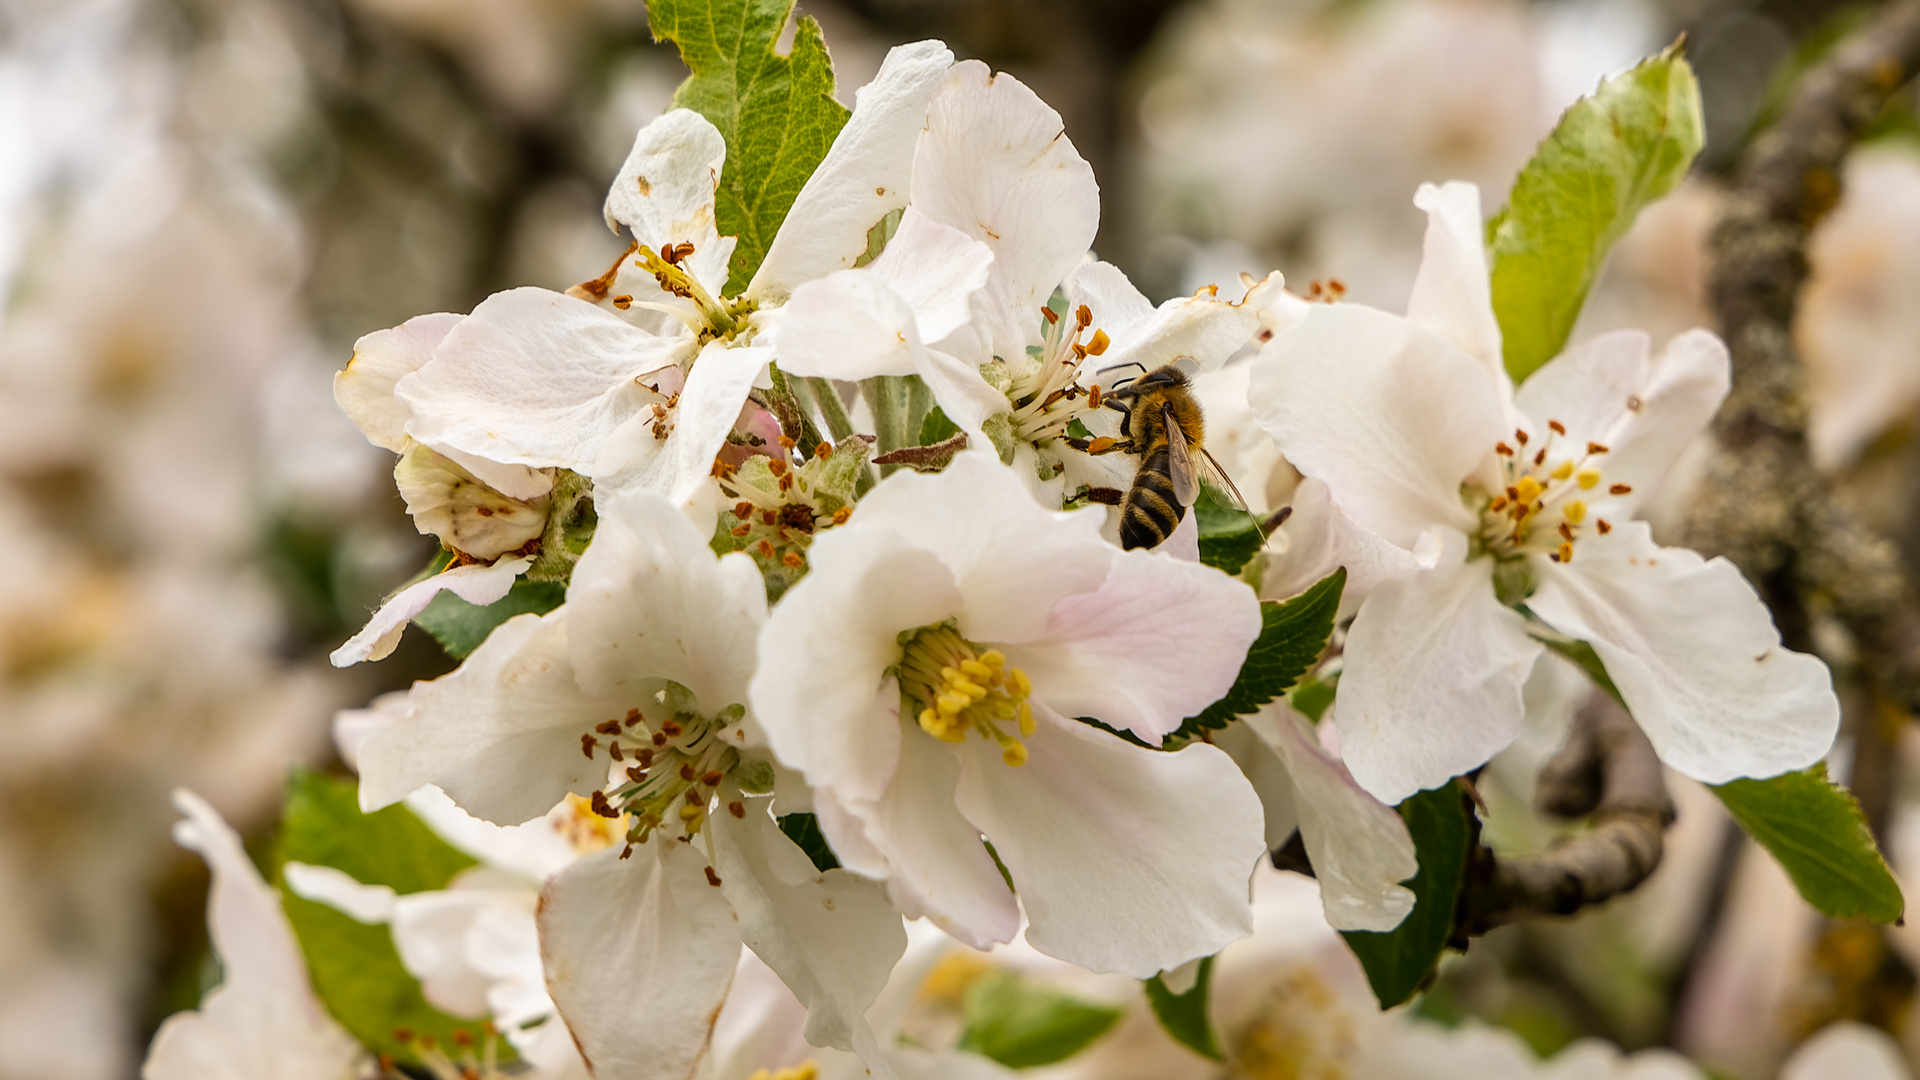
(777, 812), (840, 872)
(1714, 767), (1905, 924)
(274, 771), (488, 1064)
(1487, 44), (1703, 382)
(650, 0), (850, 293)
(919, 405), (961, 446)
(414, 578), (566, 660)
(1143, 956), (1220, 1061)
(958, 969), (1122, 1068)
(1171, 569), (1345, 742)
(1341, 782), (1472, 1007)
(1195, 487), (1263, 576)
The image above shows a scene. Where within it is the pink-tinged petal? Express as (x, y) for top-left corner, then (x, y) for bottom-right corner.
(846, 452), (1113, 644)
(603, 109), (730, 297)
(1212, 722), (1299, 852)
(1262, 478), (1425, 617)
(754, 532), (962, 799)
(912, 61), (1099, 361)
(591, 342), (770, 515)
(1013, 548), (1259, 741)
(865, 207), (995, 344)
(712, 799), (906, 1059)
(1243, 704), (1416, 932)
(335, 312), (462, 452)
(539, 843), (741, 1080)
(827, 719), (1020, 951)
(1406, 181), (1503, 379)
(749, 41), (955, 302)
(954, 707), (1264, 977)
(1253, 305), (1501, 549)
(398, 287), (687, 473)
(773, 270), (926, 381)
(1514, 329), (1729, 518)
(1526, 523), (1838, 784)
(1336, 535), (1543, 804)
(329, 555), (532, 668)
(568, 485), (765, 712)
(357, 610), (618, 824)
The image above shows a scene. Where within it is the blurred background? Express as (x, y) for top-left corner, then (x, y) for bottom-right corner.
(1, 0), (1916, 1076)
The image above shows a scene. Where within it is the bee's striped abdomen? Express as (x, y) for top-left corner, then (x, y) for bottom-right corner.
(1120, 446), (1185, 550)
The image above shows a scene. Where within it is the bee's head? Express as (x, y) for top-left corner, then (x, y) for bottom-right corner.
(1102, 361), (1191, 403)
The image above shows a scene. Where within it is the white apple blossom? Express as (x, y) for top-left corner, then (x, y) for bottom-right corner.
(1251, 180), (1839, 804)
(143, 790), (368, 1080)
(353, 484), (906, 1080)
(750, 451), (1267, 977)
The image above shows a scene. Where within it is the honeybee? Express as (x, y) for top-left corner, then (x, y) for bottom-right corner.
(1075, 362), (1260, 551)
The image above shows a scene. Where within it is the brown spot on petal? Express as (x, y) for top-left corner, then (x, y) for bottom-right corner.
(635, 175), (651, 196)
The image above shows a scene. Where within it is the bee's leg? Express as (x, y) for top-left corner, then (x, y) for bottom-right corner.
(1062, 436), (1133, 455)
(1068, 486), (1125, 507)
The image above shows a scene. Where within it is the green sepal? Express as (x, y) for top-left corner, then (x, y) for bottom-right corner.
(649, 0), (850, 294)
(414, 577), (566, 660)
(1169, 569), (1344, 743)
(1487, 43), (1704, 382)
(1142, 955), (1221, 1061)
(1340, 781), (1473, 1007)
(958, 969), (1123, 1068)
(1714, 767), (1905, 925)
(273, 770), (498, 1066)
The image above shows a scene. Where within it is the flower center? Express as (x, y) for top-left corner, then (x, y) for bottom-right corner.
(578, 688), (747, 851)
(715, 443), (856, 573)
(897, 625), (1037, 767)
(1008, 302), (1112, 445)
(1477, 420), (1630, 564)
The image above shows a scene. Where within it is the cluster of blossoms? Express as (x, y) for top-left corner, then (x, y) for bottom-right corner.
(149, 34), (1842, 1080)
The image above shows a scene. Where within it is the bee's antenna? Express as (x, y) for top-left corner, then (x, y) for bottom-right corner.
(1095, 360), (1148, 390)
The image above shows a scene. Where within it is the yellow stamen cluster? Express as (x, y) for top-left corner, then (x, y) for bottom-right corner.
(1482, 421), (1627, 564)
(748, 1064), (819, 1080)
(899, 625), (1037, 767)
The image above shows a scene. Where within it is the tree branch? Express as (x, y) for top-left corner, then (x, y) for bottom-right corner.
(1454, 695), (1675, 938)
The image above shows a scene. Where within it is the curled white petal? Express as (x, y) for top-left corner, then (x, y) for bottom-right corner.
(329, 555), (532, 668)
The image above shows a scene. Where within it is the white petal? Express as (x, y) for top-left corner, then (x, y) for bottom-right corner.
(1526, 523), (1838, 783)
(1336, 535), (1543, 804)
(330, 555), (532, 668)
(336, 312), (461, 452)
(912, 61), (1099, 360)
(282, 863), (398, 925)
(954, 708), (1264, 977)
(1244, 705), (1416, 932)
(749, 41), (956, 302)
(568, 484), (765, 713)
(1253, 305), (1501, 549)
(866, 207), (995, 345)
(172, 790), (322, 1010)
(404, 787), (579, 883)
(1082, 264), (1285, 376)
(1780, 1022), (1911, 1080)
(603, 109), (730, 296)
(1261, 477), (1423, 616)
(1514, 328), (1729, 517)
(753, 533), (962, 801)
(1069, 261), (1156, 343)
(918, 345), (1016, 437)
(773, 270), (927, 381)
(1012, 547), (1261, 741)
(399, 286), (687, 473)
(841, 451), (1112, 644)
(389, 888), (527, 1019)
(539, 843), (741, 1080)
(1407, 181), (1503, 378)
(1211, 720), (1299, 851)
(591, 342), (770, 516)
(357, 609), (619, 824)
(712, 800), (906, 1060)
(824, 716), (1021, 951)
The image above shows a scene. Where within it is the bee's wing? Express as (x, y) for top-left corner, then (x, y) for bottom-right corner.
(1163, 402), (1200, 507)
(1192, 444), (1266, 535)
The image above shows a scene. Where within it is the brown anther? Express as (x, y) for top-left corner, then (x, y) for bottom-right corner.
(595, 719), (623, 736)
(581, 734), (598, 759)
(705, 866), (723, 887)
(1550, 551), (1563, 562)
(1597, 519), (1613, 534)
(1559, 521), (1574, 540)
(732, 522), (752, 537)
(710, 459), (733, 478)
(1495, 442), (1515, 457)
(637, 748), (655, 766)
(661, 719), (683, 736)
(1557, 541), (1574, 563)
(1514, 428), (1530, 445)
(733, 501), (754, 518)
(684, 789), (702, 805)
(1087, 384), (1103, 409)
(608, 742), (624, 762)
(394, 1029), (415, 1044)
(1506, 486), (1521, 501)
(1086, 329), (1111, 356)
(728, 801), (747, 819)
(590, 791), (621, 818)
(1070, 342), (1087, 360)
(1042, 306), (1059, 325)
(1076, 304), (1092, 328)
(1548, 420), (1567, 435)
(452, 1030), (474, 1049)
(651, 732), (667, 746)
(778, 474), (794, 492)
(1489, 495), (1509, 512)
(696, 770), (719, 787)
(679, 762), (698, 781)
(1609, 483), (1632, 495)
(379, 1054), (395, 1072)
(1327, 279), (1347, 296)
(758, 539), (776, 558)
(1533, 448), (1547, 466)
(619, 844), (634, 860)
(816, 440), (833, 459)
(783, 552), (805, 568)
(625, 707), (644, 726)
(760, 510), (777, 526)
(612, 295), (633, 310)
(627, 766), (647, 782)
(1586, 442), (1609, 455)
(768, 459), (788, 477)
(779, 435), (796, 450)
(651, 402), (669, 419)
(832, 506), (852, 525)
